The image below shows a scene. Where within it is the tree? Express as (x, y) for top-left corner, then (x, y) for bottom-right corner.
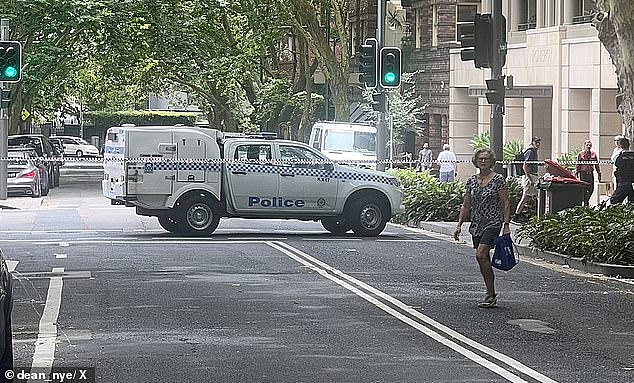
(279, 0), (351, 122)
(592, 1), (634, 141)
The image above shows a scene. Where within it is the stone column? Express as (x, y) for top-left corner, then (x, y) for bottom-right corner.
(536, 0), (545, 28)
(545, 0), (555, 27)
(563, 0), (575, 24)
(510, 0), (523, 31)
(449, 87), (478, 179)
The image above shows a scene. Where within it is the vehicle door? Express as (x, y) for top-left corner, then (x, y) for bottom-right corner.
(276, 143), (338, 214)
(125, 131), (174, 196)
(225, 142), (277, 213)
(61, 138), (78, 156)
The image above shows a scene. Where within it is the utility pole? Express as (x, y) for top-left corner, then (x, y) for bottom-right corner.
(0, 19), (10, 200)
(376, 0), (387, 171)
(490, 0), (505, 172)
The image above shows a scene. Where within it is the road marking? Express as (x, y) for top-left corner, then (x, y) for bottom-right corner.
(55, 253), (67, 259)
(302, 238), (362, 241)
(29, 267), (64, 378)
(59, 242), (69, 247)
(268, 241), (558, 383)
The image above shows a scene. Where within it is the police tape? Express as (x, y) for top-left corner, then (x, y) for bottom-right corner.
(0, 157), (618, 166)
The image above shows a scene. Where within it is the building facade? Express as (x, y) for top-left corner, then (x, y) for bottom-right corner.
(450, 0), (623, 200)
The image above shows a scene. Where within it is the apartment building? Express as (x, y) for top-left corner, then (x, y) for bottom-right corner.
(450, 0), (623, 189)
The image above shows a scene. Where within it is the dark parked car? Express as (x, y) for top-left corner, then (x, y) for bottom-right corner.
(8, 134), (62, 188)
(0, 249), (13, 375)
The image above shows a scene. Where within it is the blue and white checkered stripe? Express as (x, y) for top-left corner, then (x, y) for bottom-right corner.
(133, 161), (398, 187)
(227, 163), (399, 186)
(144, 161), (223, 172)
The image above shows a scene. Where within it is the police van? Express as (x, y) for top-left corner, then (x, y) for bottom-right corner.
(102, 125), (404, 236)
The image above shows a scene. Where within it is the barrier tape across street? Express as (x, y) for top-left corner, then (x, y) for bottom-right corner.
(0, 157), (618, 166)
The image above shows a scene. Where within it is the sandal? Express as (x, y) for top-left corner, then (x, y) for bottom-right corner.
(478, 294), (498, 308)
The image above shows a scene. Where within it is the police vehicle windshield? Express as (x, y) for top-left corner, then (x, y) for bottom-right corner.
(323, 130), (376, 153)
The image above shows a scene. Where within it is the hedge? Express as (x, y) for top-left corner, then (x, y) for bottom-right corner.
(84, 110), (199, 131)
(389, 169), (526, 223)
(517, 204), (634, 266)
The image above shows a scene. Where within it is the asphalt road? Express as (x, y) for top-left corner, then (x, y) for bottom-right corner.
(0, 164), (632, 382)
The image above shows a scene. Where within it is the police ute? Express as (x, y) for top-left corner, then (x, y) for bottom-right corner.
(102, 125), (404, 236)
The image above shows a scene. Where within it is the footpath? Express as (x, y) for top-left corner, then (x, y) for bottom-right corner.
(414, 221), (634, 279)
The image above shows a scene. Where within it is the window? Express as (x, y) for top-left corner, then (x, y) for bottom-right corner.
(456, 4), (478, 41)
(431, 6), (438, 47)
(234, 144), (272, 162)
(279, 145), (327, 169)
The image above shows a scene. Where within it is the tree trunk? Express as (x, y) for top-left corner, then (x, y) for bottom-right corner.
(330, 72), (349, 122)
(593, 1), (634, 141)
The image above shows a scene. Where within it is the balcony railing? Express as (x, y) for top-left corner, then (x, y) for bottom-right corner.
(517, 22), (536, 31)
(572, 14), (593, 24)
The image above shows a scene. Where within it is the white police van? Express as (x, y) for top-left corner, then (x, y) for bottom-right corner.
(102, 125), (404, 236)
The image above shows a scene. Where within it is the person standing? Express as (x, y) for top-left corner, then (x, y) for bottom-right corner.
(610, 137), (634, 204)
(514, 136), (541, 218)
(437, 144), (457, 182)
(611, 135), (625, 192)
(575, 140), (601, 205)
(454, 148), (511, 308)
(417, 143), (433, 172)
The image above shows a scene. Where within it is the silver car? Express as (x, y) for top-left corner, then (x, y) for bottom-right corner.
(7, 161), (46, 198)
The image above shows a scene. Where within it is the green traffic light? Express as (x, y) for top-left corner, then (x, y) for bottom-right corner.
(3, 66), (17, 78)
(384, 72), (396, 84)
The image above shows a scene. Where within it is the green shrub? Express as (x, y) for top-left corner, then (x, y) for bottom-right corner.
(391, 169), (526, 223)
(517, 204), (634, 265)
(85, 110), (199, 130)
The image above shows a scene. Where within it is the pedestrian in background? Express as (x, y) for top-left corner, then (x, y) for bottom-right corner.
(437, 143), (457, 182)
(611, 135), (625, 192)
(417, 143), (433, 172)
(514, 136), (541, 219)
(575, 140), (601, 205)
(610, 137), (634, 204)
(454, 148), (511, 308)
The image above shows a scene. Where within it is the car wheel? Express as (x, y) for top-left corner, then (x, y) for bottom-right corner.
(321, 216), (352, 234)
(158, 215), (180, 233)
(0, 314), (13, 373)
(76, 150), (83, 157)
(177, 195), (220, 236)
(350, 197), (388, 237)
(31, 180), (41, 198)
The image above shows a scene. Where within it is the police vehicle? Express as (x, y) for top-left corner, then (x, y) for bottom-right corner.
(102, 125), (404, 236)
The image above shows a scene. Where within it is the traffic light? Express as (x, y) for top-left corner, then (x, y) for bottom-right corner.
(358, 38), (378, 88)
(379, 47), (401, 88)
(458, 14), (492, 68)
(371, 91), (385, 112)
(0, 41), (22, 82)
(485, 77), (505, 107)
(1, 89), (10, 108)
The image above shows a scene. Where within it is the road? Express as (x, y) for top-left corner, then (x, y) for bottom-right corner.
(0, 163), (632, 382)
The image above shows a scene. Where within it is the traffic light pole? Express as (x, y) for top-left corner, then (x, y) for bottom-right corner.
(490, 0), (504, 173)
(376, 0), (387, 171)
(0, 19), (10, 200)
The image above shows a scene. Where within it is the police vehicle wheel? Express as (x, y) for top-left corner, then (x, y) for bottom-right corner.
(350, 198), (387, 237)
(321, 217), (352, 234)
(158, 215), (179, 233)
(178, 196), (220, 236)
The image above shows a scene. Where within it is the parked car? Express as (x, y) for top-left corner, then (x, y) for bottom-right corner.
(51, 135), (100, 157)
(8, 134), (61, 188)
(0, 248), (13, 374)
(6, 150), (49, 197)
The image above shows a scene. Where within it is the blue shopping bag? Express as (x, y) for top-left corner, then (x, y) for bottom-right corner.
(492, 234), (518, 271)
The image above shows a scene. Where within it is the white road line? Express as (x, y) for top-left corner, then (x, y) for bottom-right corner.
(55, 254), (67, 259)
(301, 238), (362, 241)
(269, 241), (558, 383)
(29, 267), (64, 380)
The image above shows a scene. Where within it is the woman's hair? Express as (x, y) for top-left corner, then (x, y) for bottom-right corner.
(472, 148), (496, 168)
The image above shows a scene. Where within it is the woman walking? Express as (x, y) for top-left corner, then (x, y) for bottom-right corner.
(453, 149), (511, 308)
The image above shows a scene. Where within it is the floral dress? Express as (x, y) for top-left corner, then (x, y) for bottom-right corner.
(465, 173), (506, 237)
